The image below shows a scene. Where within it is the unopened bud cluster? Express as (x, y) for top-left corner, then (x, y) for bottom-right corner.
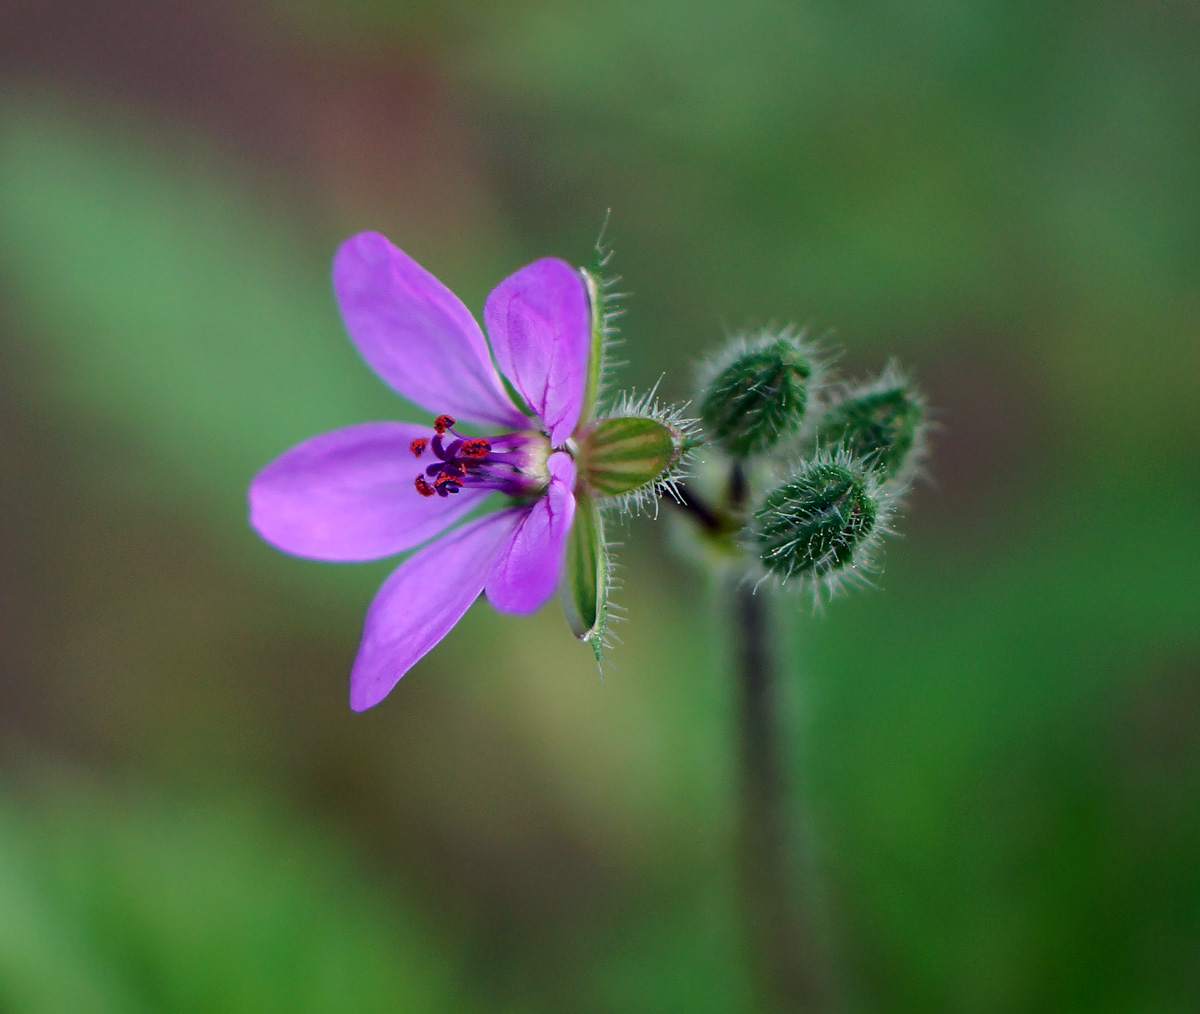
(691, 331), (928, 599)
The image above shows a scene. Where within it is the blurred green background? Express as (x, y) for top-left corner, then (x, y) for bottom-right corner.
(1, 0), (1198, 1010)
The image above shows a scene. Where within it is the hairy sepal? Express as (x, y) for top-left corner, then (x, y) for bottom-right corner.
(588, 385), (700, 515)
(561, 492), (610, 663)
(579, 257), (625, 425)
(580, 415), (682, 498)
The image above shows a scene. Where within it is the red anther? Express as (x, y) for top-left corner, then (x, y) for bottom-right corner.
(433, 414), (456, 434)
(410, 437), (429, 458)
(460, 437), (491, 459)
(432, 472), (462, 495)
(414, 475), (435, 497)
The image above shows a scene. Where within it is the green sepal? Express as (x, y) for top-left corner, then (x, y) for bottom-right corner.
(561, 492), (608, 662)
(580, 268), (606, 425)
(579, 415), (680, 498)
(500, 373), (535, 419)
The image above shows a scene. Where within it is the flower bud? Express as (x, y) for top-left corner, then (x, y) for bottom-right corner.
(815, 366), (925, 481)
(699, 330), (814, 458)
(754, 457), (882, 585)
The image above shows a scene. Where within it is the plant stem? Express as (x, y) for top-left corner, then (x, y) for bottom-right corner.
(668, 474), (832, 1009)
(729, 467), (828, 1012)
(669, 481), (726, 534)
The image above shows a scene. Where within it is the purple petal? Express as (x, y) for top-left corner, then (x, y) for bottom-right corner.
(249, 422), (486, 562)
(483, 258), (591, 445)
(486, 451), (577, 614)
(333, 232), (528, 428)
(349, 510), (520, 711)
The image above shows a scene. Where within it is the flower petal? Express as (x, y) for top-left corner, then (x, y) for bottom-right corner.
(349, 510), (520, 711)
(249, 422), (487, 562)
(483, 258), (591, 445)
(333, 232), (527, 427)
(486, 451), (577, 614)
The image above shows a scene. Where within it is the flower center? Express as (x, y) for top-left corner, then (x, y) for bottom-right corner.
(410, 415), (552, 499)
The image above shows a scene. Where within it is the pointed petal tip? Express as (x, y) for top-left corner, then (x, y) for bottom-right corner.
(333, 228), (385, 260)
(348, 680), (387, 713)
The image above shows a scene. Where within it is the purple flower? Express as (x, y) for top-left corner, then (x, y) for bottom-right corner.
(250, 232), (592, 710)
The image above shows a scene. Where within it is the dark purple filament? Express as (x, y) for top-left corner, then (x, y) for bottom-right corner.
(412, 417), (534, 498)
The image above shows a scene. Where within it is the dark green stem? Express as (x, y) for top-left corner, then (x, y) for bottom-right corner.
(670, 482), (726, 532)
(728, 463), (829, 1012)
(667, 472), (833, 1009)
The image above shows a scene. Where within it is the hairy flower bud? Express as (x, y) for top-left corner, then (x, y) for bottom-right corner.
(815, 365), (925, 481)
(699, 329), (815, 458)
(754, 456), (884, 587)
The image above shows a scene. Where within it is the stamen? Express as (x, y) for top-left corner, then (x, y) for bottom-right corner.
(412, 419), (540, 498)
(460, 437), (491, 459)
(433, 471), (462, 495)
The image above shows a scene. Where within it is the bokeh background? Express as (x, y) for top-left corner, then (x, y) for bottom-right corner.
(1, 1), (1198, 1010)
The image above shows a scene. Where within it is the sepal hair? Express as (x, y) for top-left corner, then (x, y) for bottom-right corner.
(585, 506), (625, 669)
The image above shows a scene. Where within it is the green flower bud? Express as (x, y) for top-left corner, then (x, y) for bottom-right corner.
(754, 456), (885, 588)
(815, 365), (925, 481)
(561, 492), (611, 663)
(699, 329), (815, 458)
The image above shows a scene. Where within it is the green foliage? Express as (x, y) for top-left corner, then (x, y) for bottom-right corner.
(0, 100), (396, 541)
(0, 789), (466, 1014)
